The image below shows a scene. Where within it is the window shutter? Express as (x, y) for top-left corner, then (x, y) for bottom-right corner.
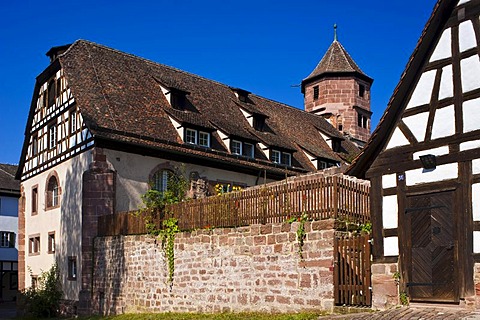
(9, 233), (15, 248)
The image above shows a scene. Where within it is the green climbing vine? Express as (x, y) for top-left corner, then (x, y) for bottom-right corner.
(296, 212), (308, 260)
(393, 271), (409, 305)
(159, 217), (180, 290)
(286, 212), (309, 260)
(136, 169), (188, 290)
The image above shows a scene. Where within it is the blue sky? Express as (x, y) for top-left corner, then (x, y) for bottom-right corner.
(0, 0), (437, 165)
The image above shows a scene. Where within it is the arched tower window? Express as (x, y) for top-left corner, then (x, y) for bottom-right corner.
(46, 172), (61, 209)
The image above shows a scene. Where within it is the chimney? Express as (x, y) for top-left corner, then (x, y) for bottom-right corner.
(45, 44), (72, 63)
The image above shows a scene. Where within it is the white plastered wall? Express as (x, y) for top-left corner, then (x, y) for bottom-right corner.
(22, 151), (92, 301)
(104, 149), (269, 212)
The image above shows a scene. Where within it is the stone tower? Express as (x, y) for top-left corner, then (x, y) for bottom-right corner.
(301, 28), (373, 148)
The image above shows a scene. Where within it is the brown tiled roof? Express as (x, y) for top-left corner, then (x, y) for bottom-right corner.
(48, 40), (359, 175)
(302, 40), (373, 92)
(0, 164), (20, 195)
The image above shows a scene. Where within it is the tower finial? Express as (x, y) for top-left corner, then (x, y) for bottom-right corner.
(334, 24), (337, 41)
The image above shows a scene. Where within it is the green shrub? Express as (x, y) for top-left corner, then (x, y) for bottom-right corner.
(23, 263), (62, 318)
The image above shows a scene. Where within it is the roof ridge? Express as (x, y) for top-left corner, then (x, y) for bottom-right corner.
(336, 41), (365, 74)
(70, 40), (248, 94)
(0, 166), (15, 178)
(68, 40), (319, 116)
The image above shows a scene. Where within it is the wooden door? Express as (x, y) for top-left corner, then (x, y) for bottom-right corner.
(405, 190), (458, 302)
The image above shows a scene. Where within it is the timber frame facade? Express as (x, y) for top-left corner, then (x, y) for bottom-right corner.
(24, 66), (94, 180)
(348, 0), (480, 308)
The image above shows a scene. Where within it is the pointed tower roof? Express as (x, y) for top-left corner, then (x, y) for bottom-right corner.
(301, 38), (373, 93)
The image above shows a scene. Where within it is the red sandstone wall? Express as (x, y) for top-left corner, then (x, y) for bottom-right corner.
(92, 220), (336, 315)
(371, 263), (398, 309)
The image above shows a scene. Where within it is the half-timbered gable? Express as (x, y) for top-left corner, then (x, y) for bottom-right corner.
(23, 67), (93, 179)
(348, 0), (480, 308)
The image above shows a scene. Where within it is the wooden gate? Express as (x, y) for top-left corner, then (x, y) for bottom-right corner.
(334, 233), (372, 306)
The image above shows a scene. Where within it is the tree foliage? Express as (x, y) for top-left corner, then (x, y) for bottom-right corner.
(23, 263), (63, 318)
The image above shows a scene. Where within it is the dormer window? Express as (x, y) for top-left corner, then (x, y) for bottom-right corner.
(185, 128), (210, 147)
(271, 149), (291, 166)
(230, 140), (254, 158)
(253, 115), (266, 131)
(171, 91), (187, 110)
(318, 159), (338, 170)
(232, 88), (251, 103)
(281, 153), (291, 166)
(332, 139), (341, 153)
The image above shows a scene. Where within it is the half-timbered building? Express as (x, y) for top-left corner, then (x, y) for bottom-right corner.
(16, 40), (362, 312)
(0, 164), (20, 302)
(348, 0), (480, 309)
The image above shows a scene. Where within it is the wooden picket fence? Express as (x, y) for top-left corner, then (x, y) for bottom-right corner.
(334, 232), (372, 306)
(98, 174), (370, 236)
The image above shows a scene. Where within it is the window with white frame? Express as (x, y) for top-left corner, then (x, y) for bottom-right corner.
(70, 110), (77, 133)
(271, 150), (281, 163)
(231, 140), (242, 155)
(32, 186), (38, 215)
(184, 128), (210, 147)
(243, 142), (254, 158)
(198, 131), (210, 147)
(0, 232), (15, 248)
(319, 161), (328, 170)
(185, 128), (197, 144)
(231, 140), (254, 158)
(48, 232), (55, 253)
(46, 175), (60, 208)
(271, 149), (292, 166)
(29, 235), (40, 254)
(48, 124), (57, 150)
